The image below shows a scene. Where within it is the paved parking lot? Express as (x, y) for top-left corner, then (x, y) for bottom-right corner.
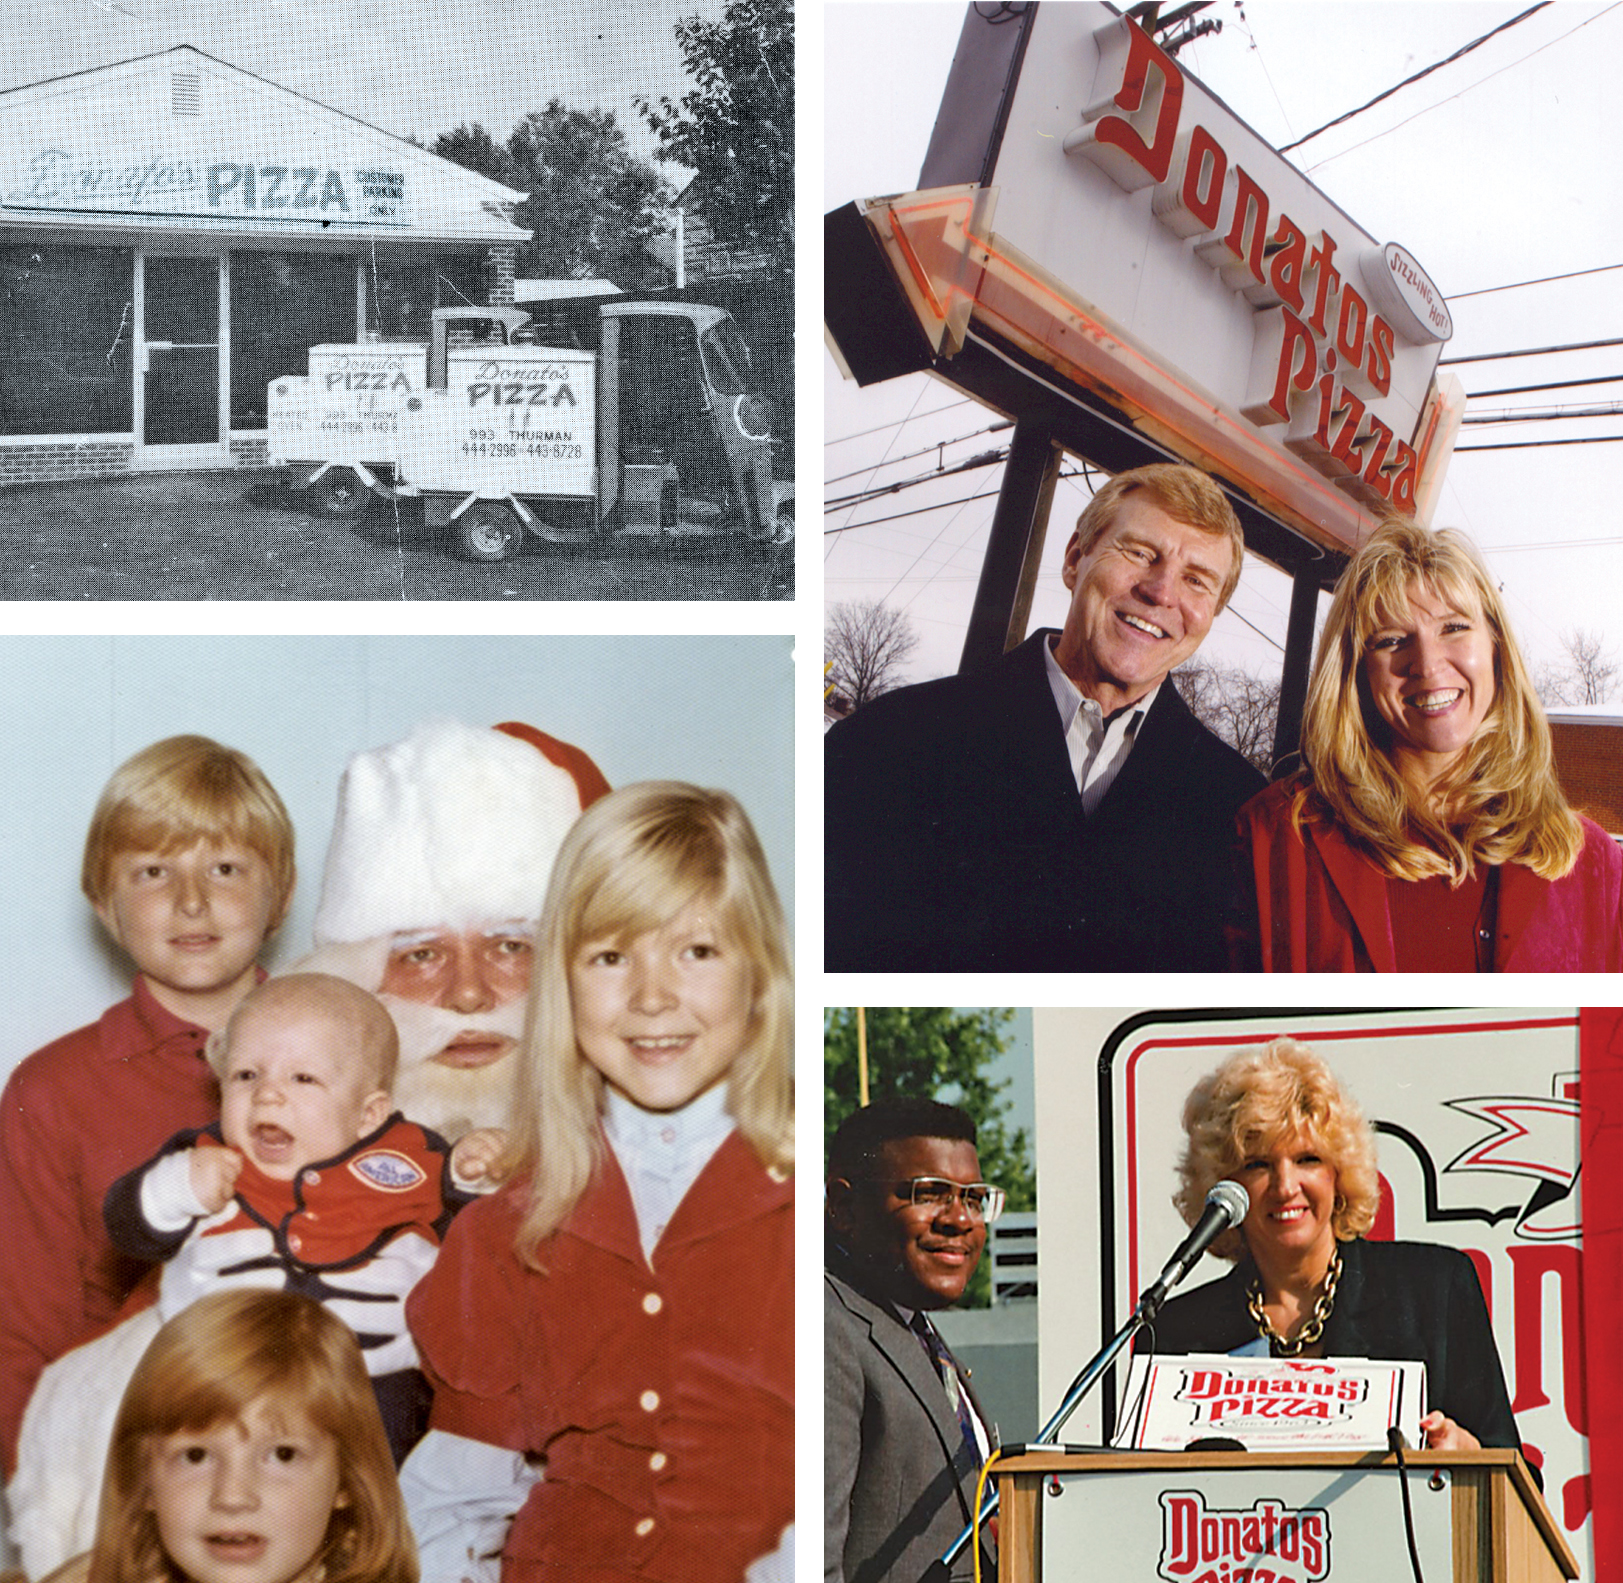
(0, 469), (793, 601)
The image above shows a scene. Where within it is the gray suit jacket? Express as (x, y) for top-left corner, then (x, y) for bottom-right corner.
(825, 1264), (996, 1583)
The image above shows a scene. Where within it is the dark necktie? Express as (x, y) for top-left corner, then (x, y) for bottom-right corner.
(912, 1311), (981, 1463)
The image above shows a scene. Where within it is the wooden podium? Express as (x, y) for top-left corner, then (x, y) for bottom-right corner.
(991, 1448), (1578, 1583)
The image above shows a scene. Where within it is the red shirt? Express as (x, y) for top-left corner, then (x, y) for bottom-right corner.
(0, 977), (217, 1475)
(409, 1129), (793, 1583)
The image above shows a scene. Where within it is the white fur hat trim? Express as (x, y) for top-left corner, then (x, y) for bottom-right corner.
(314, 717), (591, 945)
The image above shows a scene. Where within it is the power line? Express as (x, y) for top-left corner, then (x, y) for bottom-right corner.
(825, 397), (977, 447)
(1279, 3), (1551, 152)
(824, 486), (1005, 536)
(1463, 404), (1623, 425)
(1455, 435), (1623, 450)
(1301, 4), (1621, 176)
(1451, 261), (1623, 300)
(1467, 373), (1623, 400)
(1441, 335), (1623, 365)
(826, 449), (1009, 511)
(825, 421), (1014, 486)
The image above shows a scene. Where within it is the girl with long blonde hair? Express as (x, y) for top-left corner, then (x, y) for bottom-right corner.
(398, 782), (793, 1583)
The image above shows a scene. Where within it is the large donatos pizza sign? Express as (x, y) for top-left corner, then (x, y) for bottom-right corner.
(889, 5), (1459, 552)
(5, 148), (407, 225)
(1068, 18), (1450, 514)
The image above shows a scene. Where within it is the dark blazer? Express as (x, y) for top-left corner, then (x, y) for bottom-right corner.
(1231, 778), (1623, 971)
(825, 631), (1265, 972)
(1147, 1239), (1523, 1457)
(825, 1261), (995, 1583)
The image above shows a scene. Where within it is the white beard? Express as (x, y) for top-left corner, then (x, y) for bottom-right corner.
(379, 990), (528, 1141)
(290, 940), (526, 1141)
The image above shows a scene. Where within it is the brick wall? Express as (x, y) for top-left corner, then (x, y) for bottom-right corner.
(0, 440), (136, 486)
(230, 435), (270, 467)
(1550, 721), (1623, 836)
(485, 244), (516, 305)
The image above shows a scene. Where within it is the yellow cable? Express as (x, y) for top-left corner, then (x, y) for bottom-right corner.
(972, 1447), (1002, 1583)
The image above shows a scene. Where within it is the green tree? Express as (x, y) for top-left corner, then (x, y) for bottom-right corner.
(430, 104), (673, 288)
(635, 0), (793, 259)
(824, 1007), (1035, 1307)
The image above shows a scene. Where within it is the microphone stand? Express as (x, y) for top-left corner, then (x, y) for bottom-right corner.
(923, 1287), (1168, 1581)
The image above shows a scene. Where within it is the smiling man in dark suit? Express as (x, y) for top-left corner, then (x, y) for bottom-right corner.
(825, 462), (1266, 972)
(825, 1098), (1001, 1583)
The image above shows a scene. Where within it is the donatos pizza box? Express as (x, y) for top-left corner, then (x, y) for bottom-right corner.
(1112, 1352), (1426, 1452)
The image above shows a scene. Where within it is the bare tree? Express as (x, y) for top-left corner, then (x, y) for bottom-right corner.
(1537, 628), (1620, 707)
(825, 599), (920, 710)
(1173, 659), (1282, 776)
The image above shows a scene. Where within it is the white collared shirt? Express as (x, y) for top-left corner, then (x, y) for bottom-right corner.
(603, 1083), (736, 1263)
(1043, 635), (1160, 815)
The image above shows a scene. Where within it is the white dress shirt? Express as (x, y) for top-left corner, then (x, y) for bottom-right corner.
(1042, 635), (1160, 815)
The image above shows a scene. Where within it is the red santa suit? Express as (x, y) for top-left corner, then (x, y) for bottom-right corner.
(406, 1117), (793, 1583)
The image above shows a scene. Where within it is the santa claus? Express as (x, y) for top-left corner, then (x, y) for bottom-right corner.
(301, 716), (609, 1139)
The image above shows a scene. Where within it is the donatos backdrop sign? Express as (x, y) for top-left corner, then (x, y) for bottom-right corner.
(871, 3), (1464, 554)
(1095, 1010), (1587, 1572)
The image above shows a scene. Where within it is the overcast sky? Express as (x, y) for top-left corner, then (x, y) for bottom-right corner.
(825, 2), (1623, 690)
(3, 0), (721, 166)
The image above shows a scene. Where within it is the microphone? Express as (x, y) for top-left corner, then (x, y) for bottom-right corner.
(1137, 1179), (1250, 1319)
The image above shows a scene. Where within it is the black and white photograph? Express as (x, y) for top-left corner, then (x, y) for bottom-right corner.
(0, 0), (793, 599)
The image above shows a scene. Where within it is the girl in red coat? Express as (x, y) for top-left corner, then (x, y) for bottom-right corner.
(400, 782), (794, 1583)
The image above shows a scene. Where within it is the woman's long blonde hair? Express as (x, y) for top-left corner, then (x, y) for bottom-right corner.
(88, 1290), (416, 1583)
(1296, 516), (1583, 882)
(506, 781), (793, 1267)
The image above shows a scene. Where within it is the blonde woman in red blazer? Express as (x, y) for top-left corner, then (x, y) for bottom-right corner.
(1231, 518), (1623, 972)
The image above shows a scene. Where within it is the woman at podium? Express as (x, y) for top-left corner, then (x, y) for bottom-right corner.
(1148, 1039), (1524, 1459)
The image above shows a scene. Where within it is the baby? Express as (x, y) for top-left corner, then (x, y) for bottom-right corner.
(9, 973), (498, 1581)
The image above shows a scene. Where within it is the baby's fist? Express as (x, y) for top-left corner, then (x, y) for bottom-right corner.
(188, 1143), (244, 1213)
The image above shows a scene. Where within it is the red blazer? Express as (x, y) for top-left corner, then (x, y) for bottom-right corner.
(1232, 779), (1623, 972)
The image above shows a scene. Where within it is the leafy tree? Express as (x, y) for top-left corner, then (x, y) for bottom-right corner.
(825, 1007), (1035, 1307)
(430, 104), (673, 288)
(825, 598), (920, 711)
(635, 0), (793, 258)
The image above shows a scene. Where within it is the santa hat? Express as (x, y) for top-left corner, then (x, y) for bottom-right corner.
(313, 718), (610, 946)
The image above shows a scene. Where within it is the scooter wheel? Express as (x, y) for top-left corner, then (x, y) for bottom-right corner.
(457, 503), (523, 562)
(313, 468), (368, 519)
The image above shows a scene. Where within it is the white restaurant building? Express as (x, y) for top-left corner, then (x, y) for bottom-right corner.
(0, 45), (529, 483)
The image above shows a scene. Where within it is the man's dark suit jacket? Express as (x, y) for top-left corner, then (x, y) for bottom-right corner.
(1148, 1238), (1526, 1459)
(825, 1257), (995, 1583)
(825, 630), (1265, 972)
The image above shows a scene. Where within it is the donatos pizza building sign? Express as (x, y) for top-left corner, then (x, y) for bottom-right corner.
(873, 4), (1464, 555)
(1067, 17), (1449, 514)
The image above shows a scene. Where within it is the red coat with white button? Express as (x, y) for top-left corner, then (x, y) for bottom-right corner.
(407, 1127), (794, 1583)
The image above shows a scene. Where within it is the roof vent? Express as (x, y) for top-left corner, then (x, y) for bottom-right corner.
(172, 72), (200, 116)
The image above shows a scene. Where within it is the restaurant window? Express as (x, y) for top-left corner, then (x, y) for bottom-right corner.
(363, 260), (433, 341)
(230, 252), (358, 430)
(0, 245), (134, 435)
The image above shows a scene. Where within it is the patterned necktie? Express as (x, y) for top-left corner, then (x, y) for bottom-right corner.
(912, 1311), (981, 1463)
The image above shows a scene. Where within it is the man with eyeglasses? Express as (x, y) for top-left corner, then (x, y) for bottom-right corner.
(825, 1097), (1003, 1583)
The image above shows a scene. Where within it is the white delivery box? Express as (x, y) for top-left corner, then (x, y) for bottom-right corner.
(292, 343), (429, 467)
(398, 346), (596, 498)
(265, 375), (310, 465)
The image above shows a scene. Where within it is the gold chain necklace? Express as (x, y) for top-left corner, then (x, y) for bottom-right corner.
(1247, 1247), (1342, 1356)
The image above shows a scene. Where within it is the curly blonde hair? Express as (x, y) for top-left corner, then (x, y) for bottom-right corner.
(1174, 1039), (1380, 1262)
(1294, 516), (1583, 883)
